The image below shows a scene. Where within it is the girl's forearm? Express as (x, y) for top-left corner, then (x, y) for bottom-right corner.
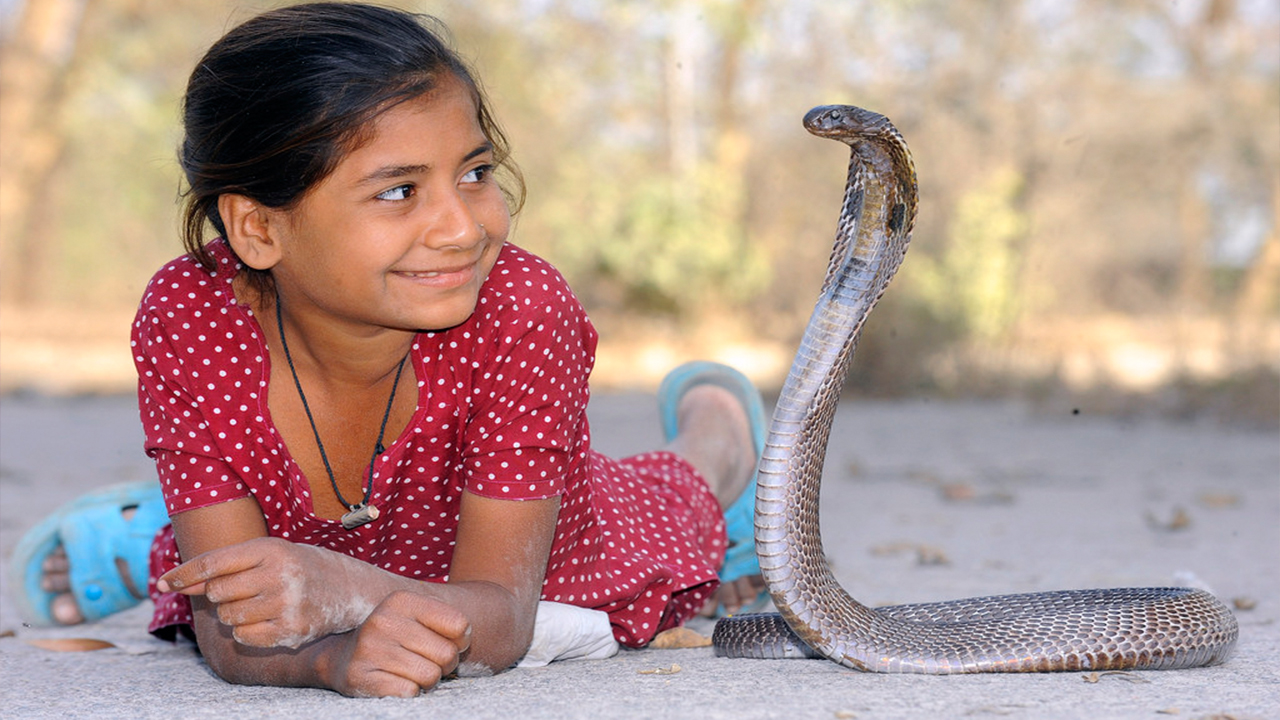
(423, 579), (534, 672)
(193, 573), (534, 691)
(192, 599), (335, 690)
(166, 498), (550, 690)
(316, 545), (538, 671)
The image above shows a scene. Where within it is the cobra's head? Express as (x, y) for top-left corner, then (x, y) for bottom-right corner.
(804, 105), (891, 144)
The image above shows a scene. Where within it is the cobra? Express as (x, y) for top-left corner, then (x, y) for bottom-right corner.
(710, 105), (1239, 673)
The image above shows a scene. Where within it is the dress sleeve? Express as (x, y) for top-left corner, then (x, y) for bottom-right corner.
(132, 304), (252, 515)
(459, 253), (597, 501)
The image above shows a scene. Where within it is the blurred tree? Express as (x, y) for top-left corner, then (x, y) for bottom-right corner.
(477, 0), (771, 320)
(0, 0), (1275, 399)
(0, 0), (90, 304)
(913, 167), (1030, 341)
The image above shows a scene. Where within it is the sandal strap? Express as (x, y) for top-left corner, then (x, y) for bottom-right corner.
(64, 486), (168, 621)
(9, 481), (168, 624)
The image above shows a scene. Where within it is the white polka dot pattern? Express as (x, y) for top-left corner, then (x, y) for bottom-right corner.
(133, 240), (725, 646)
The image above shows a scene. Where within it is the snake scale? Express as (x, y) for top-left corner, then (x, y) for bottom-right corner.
(709, 105), (1240, 673)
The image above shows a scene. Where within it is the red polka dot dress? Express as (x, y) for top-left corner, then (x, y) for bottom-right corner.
(133, 239), (726, 647)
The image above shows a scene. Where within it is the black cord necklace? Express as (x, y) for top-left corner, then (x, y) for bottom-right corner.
(275, 297), (407, 530)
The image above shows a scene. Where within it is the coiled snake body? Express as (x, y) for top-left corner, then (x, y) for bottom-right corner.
(710, 105), (1239, 673)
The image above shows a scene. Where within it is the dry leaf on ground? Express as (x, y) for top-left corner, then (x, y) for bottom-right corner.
(650, 627), (712, 649)
(870, 541), (950, 566)
(938, 483), (1015, 505)
(638, 663), (682, 675)
(870, 540), (952, 563)
(26, 638), (116, 652)
(941, 482), (976, 501)
(1145, 506), (1192, 531)
(1197, 493), (1240, 508)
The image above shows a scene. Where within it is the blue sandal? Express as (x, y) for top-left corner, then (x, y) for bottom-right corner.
(9, 481), (169, 624)
(658, 361), (768, 587)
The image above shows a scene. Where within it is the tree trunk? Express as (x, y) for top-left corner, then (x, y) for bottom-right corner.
(0, 0), (90, 304)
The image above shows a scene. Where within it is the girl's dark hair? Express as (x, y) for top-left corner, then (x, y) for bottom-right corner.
(179, 2), (524, 296)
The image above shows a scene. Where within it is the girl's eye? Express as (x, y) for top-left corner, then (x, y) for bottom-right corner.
(461, 164), (494, 185)
(376, 184), (414, 201)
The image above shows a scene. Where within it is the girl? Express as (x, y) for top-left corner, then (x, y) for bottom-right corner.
(12, 2), (767, 698)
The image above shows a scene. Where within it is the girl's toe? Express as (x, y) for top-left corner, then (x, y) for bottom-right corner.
(50, 593), (84, 625)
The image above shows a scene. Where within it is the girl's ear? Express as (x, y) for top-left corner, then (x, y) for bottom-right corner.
(218, 194), (283, 271)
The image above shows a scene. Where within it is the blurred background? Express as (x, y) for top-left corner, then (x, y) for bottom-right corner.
(1, 0), (1276, 426)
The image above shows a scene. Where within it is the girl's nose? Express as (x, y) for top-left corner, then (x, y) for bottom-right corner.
(422, 190), (485, 250)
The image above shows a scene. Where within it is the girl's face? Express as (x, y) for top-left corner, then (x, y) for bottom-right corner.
(265, 75), (512, 334)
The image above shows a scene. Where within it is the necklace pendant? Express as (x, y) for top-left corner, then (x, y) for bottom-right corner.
(340, 503), (380, 530)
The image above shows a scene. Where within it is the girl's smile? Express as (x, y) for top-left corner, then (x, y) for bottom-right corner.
(391, 260), (481, 288)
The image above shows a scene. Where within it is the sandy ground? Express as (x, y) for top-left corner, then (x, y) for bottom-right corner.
(0, 391), (1276, 719)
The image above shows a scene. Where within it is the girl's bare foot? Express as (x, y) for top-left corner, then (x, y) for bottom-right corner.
(41, 548), (85, 624)
(711, 574), (768, 616)
(663, 384), (766, 616)
(38, 507), (146, 625)
(665, 385), (756, 510)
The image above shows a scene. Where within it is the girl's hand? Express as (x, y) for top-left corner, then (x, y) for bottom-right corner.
(158, 536), (380, 648)
(324, 590), (471, 698)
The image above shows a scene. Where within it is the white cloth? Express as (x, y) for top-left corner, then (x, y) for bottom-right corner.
(515, 601), (620, 668)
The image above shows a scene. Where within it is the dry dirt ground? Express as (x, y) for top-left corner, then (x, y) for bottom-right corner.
(1, 392), (1276, 719)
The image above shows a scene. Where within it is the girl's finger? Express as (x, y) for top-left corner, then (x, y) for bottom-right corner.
(360, 663), (441, 699)
(157, 575), (208, 596)
(213, 593), (275, 629)
(229, 619), (316, 649)
(389, 642), (450, 691)
(200, 565), (272, 605)
(157, 541), (269, 593)
(398, 592), (472, 644)
(399, 626), (463, 677)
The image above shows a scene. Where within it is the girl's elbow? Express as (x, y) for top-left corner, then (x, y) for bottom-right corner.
(197, 637), (249, 685)
(460, 622), (533, 676)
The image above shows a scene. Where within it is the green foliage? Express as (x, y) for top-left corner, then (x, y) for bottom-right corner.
(3, 0), (1276, 401)
(911, 167), (1029, 340)
(543, 152), (770, 316)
